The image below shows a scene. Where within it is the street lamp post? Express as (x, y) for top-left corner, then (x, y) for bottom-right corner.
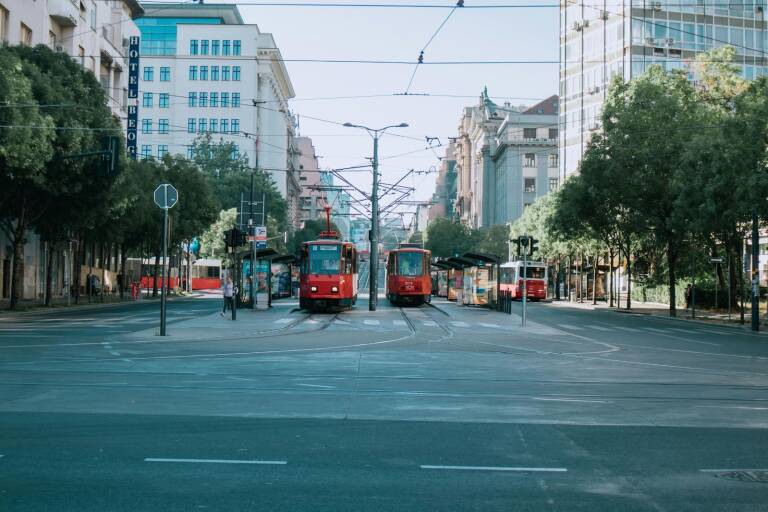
(343, 122), (409, 311)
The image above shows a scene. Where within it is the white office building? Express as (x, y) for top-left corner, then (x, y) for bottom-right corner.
(135, 3), (300, 226)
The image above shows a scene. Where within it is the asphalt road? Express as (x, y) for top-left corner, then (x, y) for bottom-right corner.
(1, 295), (767, 511)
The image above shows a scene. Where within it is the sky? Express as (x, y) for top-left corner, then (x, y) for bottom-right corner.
(162, 0), (559, 221)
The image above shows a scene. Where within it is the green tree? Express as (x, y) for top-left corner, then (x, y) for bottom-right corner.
(425, 218), (473, 258)
(0, 49), (55, 309)
(288, 218), (339, 255)
(200, 208), (238, 259)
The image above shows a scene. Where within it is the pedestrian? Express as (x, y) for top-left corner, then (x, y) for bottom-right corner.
(222, 276), (234, 316)
(685, 283), (692, 309)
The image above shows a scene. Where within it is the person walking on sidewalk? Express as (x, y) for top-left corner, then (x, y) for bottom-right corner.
(221, 276), (234, 316)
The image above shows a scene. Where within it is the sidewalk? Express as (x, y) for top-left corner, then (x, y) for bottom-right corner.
(0, 291), (202, 317)
(546, 298), (764, 330)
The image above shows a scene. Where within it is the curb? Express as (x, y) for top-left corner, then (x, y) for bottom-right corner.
(613, 308), (767, 333)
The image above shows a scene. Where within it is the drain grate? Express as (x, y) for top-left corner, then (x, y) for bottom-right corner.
(713, 470), (768, 483)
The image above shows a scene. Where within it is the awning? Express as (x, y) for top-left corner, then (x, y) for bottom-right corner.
(242, 248), (280, 260)
(462, 251), (501, 264)
(272, 254), (298, 264)
(431, 260), (455, 270)
(445, 256), (477, 269)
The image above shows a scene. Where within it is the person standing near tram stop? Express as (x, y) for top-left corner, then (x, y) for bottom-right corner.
(221, 275), (234, 317)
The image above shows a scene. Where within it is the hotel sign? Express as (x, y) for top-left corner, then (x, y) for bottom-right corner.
(126, 36), (140, 160)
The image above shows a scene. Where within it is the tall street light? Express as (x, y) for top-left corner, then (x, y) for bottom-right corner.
(343, 122), (409, 311)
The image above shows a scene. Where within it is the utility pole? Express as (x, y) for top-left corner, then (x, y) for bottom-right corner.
(343, 121), (409, 311)
(249, 171), (255, 309)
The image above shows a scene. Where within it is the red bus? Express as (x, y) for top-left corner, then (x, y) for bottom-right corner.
(385, 245), (432, 306)
(499, 260), (547, 300)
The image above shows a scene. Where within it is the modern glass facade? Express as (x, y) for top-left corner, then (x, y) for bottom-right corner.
(134, 17), (221, 56)
(559, 0), (768, 177)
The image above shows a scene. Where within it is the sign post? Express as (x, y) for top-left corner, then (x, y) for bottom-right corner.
(154, 184), (178, 336)
(710, 257), (723, 310)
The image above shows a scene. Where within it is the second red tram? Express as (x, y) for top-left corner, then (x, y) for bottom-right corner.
(385, 245), (432, 305)
(499, 260), (548, 300)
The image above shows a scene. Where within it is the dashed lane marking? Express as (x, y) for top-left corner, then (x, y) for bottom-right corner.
(363, 319), (380, 326)
(421, 465), (567, 473)
(145, 458), (287, 465)
(423, 320), (438, 327)
(556, 324), (583, 331)
(586, 325), (611, 332)
(450, 321), (470, 328)
(614, 326), (641, 332)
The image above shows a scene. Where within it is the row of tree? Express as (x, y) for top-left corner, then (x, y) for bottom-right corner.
(0, 45), (287, 309)
(519, 47), (768, 316)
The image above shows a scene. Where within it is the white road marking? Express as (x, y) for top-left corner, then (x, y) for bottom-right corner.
(700, 468), (768, 473)
(296, 383), (336, 389)
(587, 325), (611, 332)
(450, 321), (470, 328)
(556, 324), (583, 331)
(393, 320), (407, 326)
(108, 351), (121, 356)
(644, 327), (669, 333)
(532, 397), (609, 404)
(363, 319), (380, 326)
(423, 320), (438, 327)
(305, 319), (319, 324)
(145, 458), (287, 465)
(479, 323), (500, 328)
(695, 405), (768, 411)
(274, 318), (293, 324)
(421, 465), (567, 473)
(615, 326), (641, 332)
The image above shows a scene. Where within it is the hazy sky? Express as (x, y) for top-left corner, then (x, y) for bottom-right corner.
(179, 1), (559, 217)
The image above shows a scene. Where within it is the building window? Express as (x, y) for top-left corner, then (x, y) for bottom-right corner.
(222, 40), (230, 56)
(232, 66), (241, 81)
(524, 178), (536, 193)
(200, 65), (208, 81)
(160, 67), (170, 81)
(49, 31), (56, 48)
(548, 153), (558, 168)
(0, 5), (9, 43)
(523, 128), (537, 139)
(231, 144), (239, 160)
(90, 7), (96, 29)
(221, 92), (229, 107)
(20, 23), (32, 46)
(190, 39), (198, 55)
(211, 40), (220, 55)
(142, 119), (152, 134)
(157, 145), (168, 158)
(222, 66), (230, 81)
(200, 39), (209, 55)
(186, 145), (196, 159)
(199, 118), (207, 132)
(210, 119), (218, 133)
(231, 119), (239, 134)
(188, 92), (197, 107)
(232, 93), (240, 107)
(158, 119), (169, 134)
(78, 46), (85, 66)
(523, 202), (532, 211)
(210, 92), (218, 107)
(220, 118), (229, 133)
(211, 66), (219, 80)
(199, 92), (208, 107)
(187, 118), (196, 133)
(233, 40), (241, 55)
(141, 145), (152, 160)
(159, 93), (169, 108)
(549, 177), (559, 191)
(143, 66), (154, 81)
(142, 92), (153, 108)
(548, 128), (558, 139)
(188, 65), (197, 80)
(524, 153), (535, 167)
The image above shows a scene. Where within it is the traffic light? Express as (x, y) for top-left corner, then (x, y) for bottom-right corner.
(530, 238), (539, 256)
(223, 229), (234, 248)
(512, 238), (521, 257)
(101, 136), (120, 175)
(236, 228), (247, 246)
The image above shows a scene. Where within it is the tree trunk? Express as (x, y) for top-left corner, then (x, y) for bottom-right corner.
(739, 237), (745, 324)
(152, 251), (160, 297)
(625, 245), (632, 310)
(609, 247), (615, 308)
(44, 242), (53, 306)
(592, 254), (598, 305)
(668, 244), (677, 317)
(9, 228), (26, 310)
(73, 238), (81, 304)
(555, 258), (561, 300)
(566, 256), (571, 301)
(119, 243), (126, 299)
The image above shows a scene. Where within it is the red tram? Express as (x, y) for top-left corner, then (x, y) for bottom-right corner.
(499, 260), (547, 300)
(298, 209), (358, 311)
(385, 245), (432, 306)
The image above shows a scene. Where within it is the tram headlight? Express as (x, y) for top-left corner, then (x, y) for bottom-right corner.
(310, 286), (318, 292)
(331, 286), (339, 293)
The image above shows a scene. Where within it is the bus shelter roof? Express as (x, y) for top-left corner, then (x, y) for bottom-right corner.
(242, 248), (280, 260)
(462, 252), (501, 265)
(272, 254), (297, 264)
(431, 260), (455, 270)
(445, 256), (477, 269)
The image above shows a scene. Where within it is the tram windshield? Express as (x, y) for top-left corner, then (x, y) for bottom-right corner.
(398, 252), (424, 276)
(309, 244), (341, 275)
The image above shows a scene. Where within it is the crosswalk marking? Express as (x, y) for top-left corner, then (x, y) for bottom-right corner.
(479, 322), (500, 328)
(393, 320), (407, 326)
(274, 318), (293, 324)
(450, 321), (470, 328)
(587, 325), (611, 331)
(423, 320), (438, 327)
(363, 319), (380, 326)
